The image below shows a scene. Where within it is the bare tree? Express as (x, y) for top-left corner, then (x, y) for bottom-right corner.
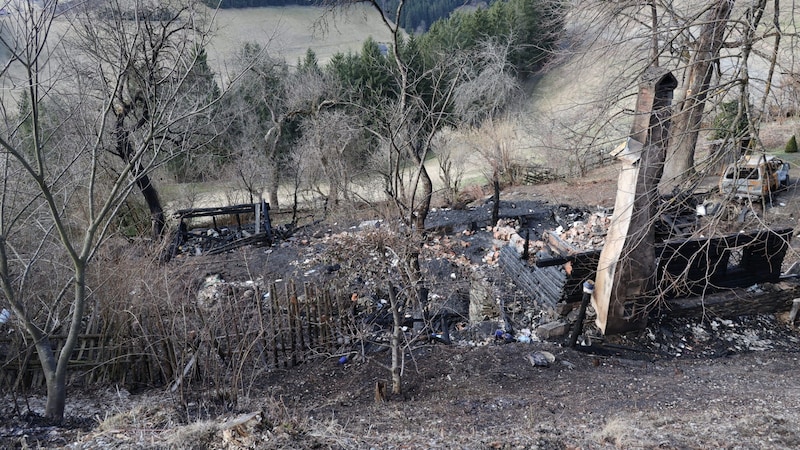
(453, 37), (520, 127)
(296, 109), (364, 212)
(318, 0), (539, 392)
(563, 1), (792, 192)
(63, 0), (224, 240)
(317, 1), (464, 396)
(222, 44), (339, 210)
(322, 1), (460, 231)
(432, 131), (466, 207)
(662, 0), (734, 187)
(463, 119), (523, 225)
(0, 0), (227, 420)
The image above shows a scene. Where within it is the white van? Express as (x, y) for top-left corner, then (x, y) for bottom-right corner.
(719, 154), (790, 199)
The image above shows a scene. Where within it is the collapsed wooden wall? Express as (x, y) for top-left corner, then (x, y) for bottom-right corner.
(526, 227), (793, 331)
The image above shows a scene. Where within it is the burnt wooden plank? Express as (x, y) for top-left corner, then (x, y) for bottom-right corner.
(174, 203), (259, 219)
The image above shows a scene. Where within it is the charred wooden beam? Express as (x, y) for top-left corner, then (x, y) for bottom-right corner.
(664, 280), (800, 318)
(173, 203), (262, 219)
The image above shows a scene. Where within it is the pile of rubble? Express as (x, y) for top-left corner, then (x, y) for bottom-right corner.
(552, 211), (611, 251)
(621, 313), (800, 357)
(482, 210), (611, 265)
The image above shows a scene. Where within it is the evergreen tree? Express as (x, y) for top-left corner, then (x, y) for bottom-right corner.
(786, 135), (798, 154)
(420, 0), (564, 77)
(167, 44), (225, 181)
(297, 48), (321, 74)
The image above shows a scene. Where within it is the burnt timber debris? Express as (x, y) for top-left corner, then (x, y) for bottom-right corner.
(501, 67), (798, 337)
(523, 164), (561, 184)
(593, 68), (678, 335)
(155, 63), (795, 342)
(524, 226), (794, 312)
(164, 201), (274, 260)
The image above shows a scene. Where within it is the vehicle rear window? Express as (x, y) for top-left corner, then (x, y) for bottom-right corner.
(725, 168), (759, 179)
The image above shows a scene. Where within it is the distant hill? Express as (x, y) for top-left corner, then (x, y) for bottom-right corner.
(203, 0), (481, 33)
(205, 4), (394, 72)
(204, 0), (313, 7)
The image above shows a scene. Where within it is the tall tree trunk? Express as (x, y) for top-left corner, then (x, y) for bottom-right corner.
(268, 161), (280, 210)
(44, 265), (87, 420)
(44, 356), (67, 420)
(135, 173), (166, 240)
(662, 0), (734, 190)
(116, 115), (166, 240)
(387, 282), (403, 395)
(31, 338), (59, 419)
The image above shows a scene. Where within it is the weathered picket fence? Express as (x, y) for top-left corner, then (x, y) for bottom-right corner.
(0, 280), (360, 391)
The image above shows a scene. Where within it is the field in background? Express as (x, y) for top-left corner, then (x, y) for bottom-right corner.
(205, 4), (393, 72)
(167, 3), (800, 214)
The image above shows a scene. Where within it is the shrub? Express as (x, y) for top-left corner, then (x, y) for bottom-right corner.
(786, 135), (798, 153)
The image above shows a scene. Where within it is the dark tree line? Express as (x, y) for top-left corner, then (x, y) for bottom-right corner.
(377, 0), (466, 32)
(420, 0), (564, 76)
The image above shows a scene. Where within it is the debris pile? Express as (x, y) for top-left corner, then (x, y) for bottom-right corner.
(483, 219), (535, 264)
(484, 211), (611, 265)
(176, 198), (799, 357)
(553, 211), (611, 251)
(632, 314), (800, 357)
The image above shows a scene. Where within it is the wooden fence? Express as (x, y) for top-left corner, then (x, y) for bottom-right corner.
(522, 149), (615, 185)
(0, 280), (360, 391)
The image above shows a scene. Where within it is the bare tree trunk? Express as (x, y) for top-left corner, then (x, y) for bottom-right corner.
(291, 172), (301, 227)
(387, 282), (403, 395)
(136, 174), (166, 240)
(116, 116), (166, 240)
(268, 162), (280, 210)
(44, 266), (87, 419)
(44, 358), (67, 420)
(413, 165), (433, 230)
(662, 0), (734, 189)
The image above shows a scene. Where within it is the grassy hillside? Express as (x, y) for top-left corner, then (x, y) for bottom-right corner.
(206, 4), (393, 72)
(511, 1), (800, 177)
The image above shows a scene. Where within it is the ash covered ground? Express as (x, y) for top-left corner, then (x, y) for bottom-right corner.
(4, 166), (800, 449)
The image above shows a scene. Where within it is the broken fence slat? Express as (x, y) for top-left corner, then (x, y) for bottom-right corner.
(304, 283), (314, 350)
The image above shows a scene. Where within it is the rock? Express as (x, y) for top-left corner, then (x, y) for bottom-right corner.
(526, 351), (555, 367)
(535, 320), (570, 339)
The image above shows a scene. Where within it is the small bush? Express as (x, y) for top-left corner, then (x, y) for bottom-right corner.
(786, 135), (798, 153)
